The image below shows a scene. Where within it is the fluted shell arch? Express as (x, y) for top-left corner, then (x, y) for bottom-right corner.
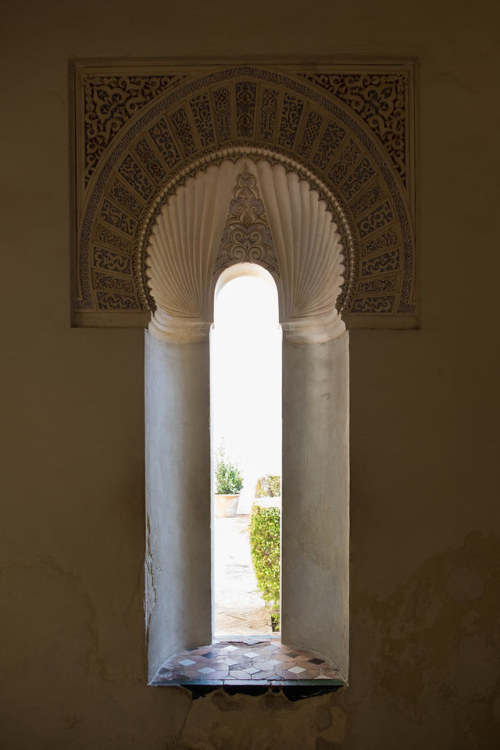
(146, 158), (345, 343)
(72, 62), (416, 328)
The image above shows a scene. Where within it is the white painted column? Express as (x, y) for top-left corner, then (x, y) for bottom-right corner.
(145, 330), (212, 681)
(281, 330), (349, 677)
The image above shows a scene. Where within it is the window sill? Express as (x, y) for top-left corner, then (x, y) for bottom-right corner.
(150, 637), (347, 700)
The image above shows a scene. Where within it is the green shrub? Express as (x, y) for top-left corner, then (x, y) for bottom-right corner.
(254, 474), (281, 498)
(249, 505), (280, 630)
(215, 449), (243, 494)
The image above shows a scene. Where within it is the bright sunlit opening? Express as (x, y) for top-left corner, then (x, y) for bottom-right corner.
(211, 264), (282, 635)
(212, 266), (281, 512)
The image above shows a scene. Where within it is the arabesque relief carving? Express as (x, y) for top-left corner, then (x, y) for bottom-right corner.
(297, 73), (408, 186)
(72, 61), (416, 328)
(215, 168), (279, 276)
(83, 74), (189, 183)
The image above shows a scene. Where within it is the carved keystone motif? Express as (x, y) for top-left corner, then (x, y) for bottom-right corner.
(215, 168), (279, 276)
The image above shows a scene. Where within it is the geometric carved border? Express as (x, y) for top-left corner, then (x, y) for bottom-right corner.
(71, 60), (416, 328)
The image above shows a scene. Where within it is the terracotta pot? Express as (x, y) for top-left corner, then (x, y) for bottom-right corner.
(214, 494), (239, 518)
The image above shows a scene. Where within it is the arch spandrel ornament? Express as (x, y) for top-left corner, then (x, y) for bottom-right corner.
(72, 61), (416, 329)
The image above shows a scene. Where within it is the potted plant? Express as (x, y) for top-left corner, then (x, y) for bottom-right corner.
(214, 449), (244, 518)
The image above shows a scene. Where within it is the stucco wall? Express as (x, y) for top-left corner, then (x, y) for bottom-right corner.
(1, 1), (499, 748)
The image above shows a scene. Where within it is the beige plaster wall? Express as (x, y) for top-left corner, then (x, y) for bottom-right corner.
(1, 1), (499, 748)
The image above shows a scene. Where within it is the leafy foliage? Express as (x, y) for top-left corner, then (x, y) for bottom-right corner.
(254, 474), (281, 498)
(249, 505), (280, 630)
(214, 449), (243, 494)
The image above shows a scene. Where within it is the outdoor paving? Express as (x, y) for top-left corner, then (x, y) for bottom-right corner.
(214, 514), (272, 636)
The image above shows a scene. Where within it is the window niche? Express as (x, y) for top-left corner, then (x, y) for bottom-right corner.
(144, 157), (350, 689)
(71, 60), (416, 693)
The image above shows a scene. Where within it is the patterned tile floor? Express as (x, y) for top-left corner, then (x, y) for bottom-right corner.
(152, 636), (344, 687)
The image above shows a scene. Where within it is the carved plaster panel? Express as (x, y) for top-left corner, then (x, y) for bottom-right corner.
(71, 61), (417, 329)
(215, 168), (279, 277)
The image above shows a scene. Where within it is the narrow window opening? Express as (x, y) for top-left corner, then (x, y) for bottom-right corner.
(211, 264), (282, 639)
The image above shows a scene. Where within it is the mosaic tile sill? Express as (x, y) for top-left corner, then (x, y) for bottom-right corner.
(151, 637), (346, 697)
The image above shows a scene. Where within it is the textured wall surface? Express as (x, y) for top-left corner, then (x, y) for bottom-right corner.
(1, 1), (499, 748)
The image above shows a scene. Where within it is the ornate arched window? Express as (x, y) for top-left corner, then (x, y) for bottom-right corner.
(71, 61), (416, 691)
